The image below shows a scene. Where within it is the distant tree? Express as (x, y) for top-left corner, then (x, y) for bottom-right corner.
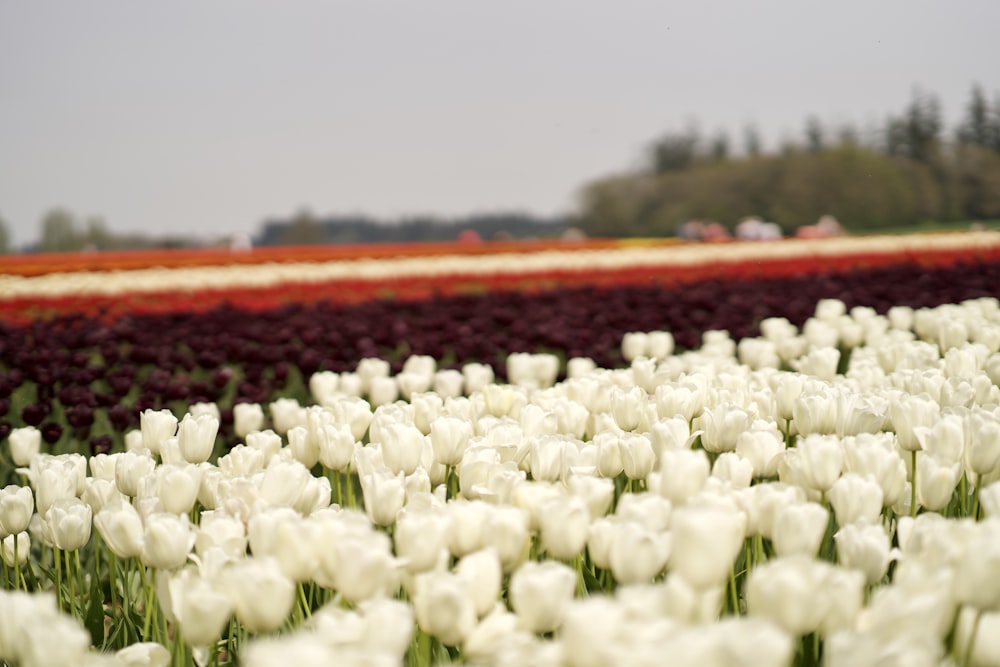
(648, 128), (700, 173)
(904, 90), (943, 163)
(278, 210), (327, 245)
(39, 208), (84, 253)
(954, 143), (1000, 220)
(708, 131), (730, 161)
(835, 124), (860, 147)
(957, 85), (992, 149)
(804, 116), (825, 152)
(83, 216), (113, 250)
(743, 125), (762, 158)
(991, 93), (1000, 155)
(0, 214), (10, 253)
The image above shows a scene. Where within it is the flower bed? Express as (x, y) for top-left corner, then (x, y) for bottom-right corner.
(2, 234), (1000, 666)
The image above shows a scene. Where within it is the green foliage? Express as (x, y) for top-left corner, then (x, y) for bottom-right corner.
(577, 84), (1000, 237)
(0, 214), (10, 254)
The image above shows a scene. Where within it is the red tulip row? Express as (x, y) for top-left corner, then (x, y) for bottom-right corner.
(2, 233), (998, 323)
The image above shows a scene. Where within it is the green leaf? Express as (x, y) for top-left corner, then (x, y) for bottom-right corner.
(86, 571), (106, 647)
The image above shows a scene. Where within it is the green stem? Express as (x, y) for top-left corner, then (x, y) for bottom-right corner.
(331, 469), (342, 507)
(65, 549), (79, 618)
(1, 555), (8, 590)
(910, 450), (918, 518)
(55, 547), (64, 612)
(346, 472), (357, 509)
(108, 551), (120, 633)
(75, 550), (85, 620)
(963, 608), (984, 667)
(728, 563), (739, 615)
(959, 474), (969, 517)
(297, 582), (312, 620)
(140, 563), (155, 640)
(972, 478), (982, 521)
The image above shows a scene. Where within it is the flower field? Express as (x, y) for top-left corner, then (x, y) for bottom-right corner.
(3, 232), (1000, 666)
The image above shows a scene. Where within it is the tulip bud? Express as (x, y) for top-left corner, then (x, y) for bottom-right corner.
(509, 560), (577, 633)
(413, 571), (478, 646)
(792, 389), (839, 435)
(176, 413), (219, 464)
(669, 505), (746, 589)
(141, 513), (194, 570)
(8, 426), (41, 467)
(115, 642), (170, 667)
(160, 568), (232, 647)
(447, 499), (490, 557)
(269, 398), (306, 435)
(700, 402), (753, 454)
(395, 509), (451, 574)
(195, 510), (247, 560)
(661, 380), (708, 422)
(610, 386), (645, 432)
(771, 502), (828, 557)
(462, 363), (495, 395)
(433, 369), (464, 399)
(841, 433), (907, 507)
(244, 429), (282, 464)
(834, 521), (891, 585)
(1, 531), (30, 566)
(735, 421), (785, 479)
(827, 473), (883, 526)
(650, 449), (709, 504)
(620, 434), (656, 481)
(44, 498), (92, 551)
(0, 485), (34, 538)
(378, 423), (424, 476)
(360, 469), (406, 527)
(140, 409), (178, 456)
(965, 409), (1000, 477)
(712, 452), (754, 489)
(155, 464), (203, 516)
(221, 556), (295, 633)
(746, 556), (863, 637)
(566, 357), (597, 378)
(95, 500), (145, 558)
(796, 434), (844, 493)
(566, 475), (614, 520)
(538, 495), (590, 561)
(482, 505), (530, 572)
(608, 520), (671, 585)
(621, 332), (648, 363)
(456, 549), (503, 618)
(430, 415), (472, 467)
(89, 453), (121, 481)
(561, 598), (627, 667)
(889, 394), (940, 452)
(34, 466), (78, 516)
(463, 604), (523, 665)
(916, 455), (961, 512)
(593, 432), (624, 479)
(953, 527), (1000, 611)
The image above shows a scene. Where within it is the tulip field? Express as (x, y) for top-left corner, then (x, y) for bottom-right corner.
(4, 232), (1000, 667)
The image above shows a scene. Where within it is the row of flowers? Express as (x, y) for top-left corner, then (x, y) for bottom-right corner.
(2, 294), (1000, 665)
(2, 233), (999, 321)
(2, 254), (1000, 459)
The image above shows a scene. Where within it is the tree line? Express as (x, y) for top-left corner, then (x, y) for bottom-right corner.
(576, 85), (1000, 237)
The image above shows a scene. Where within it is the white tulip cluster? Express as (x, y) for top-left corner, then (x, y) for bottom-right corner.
(5, 295), (1000, 665)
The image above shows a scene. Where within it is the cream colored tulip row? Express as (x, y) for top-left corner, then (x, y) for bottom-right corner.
(2, 231), (999, 300)
(4, 296), (1000, 665)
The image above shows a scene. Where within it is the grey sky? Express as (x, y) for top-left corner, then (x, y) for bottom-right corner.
(1, 1), (998, 246)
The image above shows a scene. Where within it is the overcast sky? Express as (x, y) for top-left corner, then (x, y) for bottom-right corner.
(1, 1), (998, 246)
